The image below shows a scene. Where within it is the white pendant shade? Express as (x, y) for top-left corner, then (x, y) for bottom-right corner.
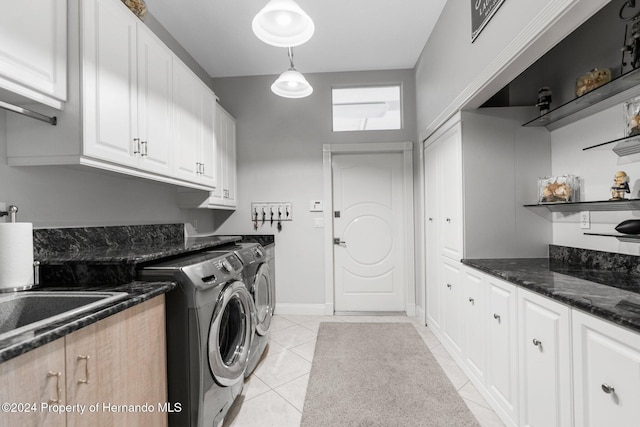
(271, 69), (313, 98)
(252, 0), (315, 47)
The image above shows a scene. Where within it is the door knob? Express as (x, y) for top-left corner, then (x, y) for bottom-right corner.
(333, 238), (346, 245)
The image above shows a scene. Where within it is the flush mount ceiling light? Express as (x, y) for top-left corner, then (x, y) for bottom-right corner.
(271, 48), (313, 98)
(252, 0), (315, 47)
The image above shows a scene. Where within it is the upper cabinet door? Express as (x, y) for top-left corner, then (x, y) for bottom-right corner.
(137, 24), (173, 176)
(198, 85), (217, 188)
(0, 0), (67, 107)
(437, 124), (463, 261)
(172, 59), (201, 182)
(82, 0), (138, 167)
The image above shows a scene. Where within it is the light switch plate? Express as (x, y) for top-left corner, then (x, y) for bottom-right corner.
(309, 200), (323, 212)
(580, 211), (590, 229)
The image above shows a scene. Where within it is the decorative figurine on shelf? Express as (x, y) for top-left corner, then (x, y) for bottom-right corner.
(611, 171), (631, 200)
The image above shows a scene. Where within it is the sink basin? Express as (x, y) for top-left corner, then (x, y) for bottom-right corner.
(0, 291), (128, 341)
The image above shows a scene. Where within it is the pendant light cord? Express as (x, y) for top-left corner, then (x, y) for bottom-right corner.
(288, 47), (295, 70)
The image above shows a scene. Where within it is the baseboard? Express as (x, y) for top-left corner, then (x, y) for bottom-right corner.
(405, 303), (416, 317)
(274, 303), (327, 316)
(415, 305), (425, 324)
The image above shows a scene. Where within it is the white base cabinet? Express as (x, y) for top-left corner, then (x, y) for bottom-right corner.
(573, 309), (640, 427)
(518, 288), (572, 427)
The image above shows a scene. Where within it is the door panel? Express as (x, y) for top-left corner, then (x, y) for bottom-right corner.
(333, 152), (406, 312)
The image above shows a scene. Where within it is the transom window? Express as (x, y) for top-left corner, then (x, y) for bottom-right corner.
(332, 85), (402, 132)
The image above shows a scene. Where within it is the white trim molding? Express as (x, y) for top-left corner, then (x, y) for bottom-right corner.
(322, 141), (415, 316)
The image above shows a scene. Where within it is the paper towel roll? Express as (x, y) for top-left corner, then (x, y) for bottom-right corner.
(0, 223), (34, 289)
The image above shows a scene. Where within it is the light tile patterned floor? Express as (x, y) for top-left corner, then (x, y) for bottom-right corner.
(223, 314), (505, 427)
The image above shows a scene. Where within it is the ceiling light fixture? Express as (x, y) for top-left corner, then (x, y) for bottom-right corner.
(271, 48), (313, 98)
(252, 0), (315, 47)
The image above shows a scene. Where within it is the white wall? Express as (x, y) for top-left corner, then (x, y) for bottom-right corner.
(415, 0), (611, 138)
(210, 70), (417, 310)
(0, 110), (216, 229)
(551, 104), (640, 255)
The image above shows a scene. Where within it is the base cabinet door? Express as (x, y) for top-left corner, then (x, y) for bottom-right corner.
(486, 276), (518, 424)
(0, 339), (66, 427)
(518, 289), (572, 427)
(462, 266), (486, 384)
(442, 258), (463, 356)
(573, 310), (640, 427)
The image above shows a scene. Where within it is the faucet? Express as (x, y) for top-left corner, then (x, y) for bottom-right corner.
(0, 205), (18, 222)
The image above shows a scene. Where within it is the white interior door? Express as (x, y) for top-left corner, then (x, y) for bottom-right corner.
(332, 152), (406, 312)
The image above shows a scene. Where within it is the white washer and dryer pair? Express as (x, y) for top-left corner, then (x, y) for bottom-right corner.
(138, 250), (254, 427)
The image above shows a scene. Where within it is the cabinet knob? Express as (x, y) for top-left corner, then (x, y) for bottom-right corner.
(468, 297), (475, 304)
(532, 338), (542, 347)
(445, 218), (451, 223)
(428, 217), (433, 222)
(601, 383), (615, 394)
(493, 313), (501, 321)
(446, 283), (452, 289)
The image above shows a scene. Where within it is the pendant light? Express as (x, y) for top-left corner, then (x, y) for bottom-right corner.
(271, 48), (313, 98)
(252, 0), (315, 47)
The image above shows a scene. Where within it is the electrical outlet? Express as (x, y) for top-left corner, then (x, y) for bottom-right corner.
(580, 211), (590, 229)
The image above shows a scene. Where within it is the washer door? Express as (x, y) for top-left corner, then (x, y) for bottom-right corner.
(254, 263), (274, 336)
(208, 280), (253, 386)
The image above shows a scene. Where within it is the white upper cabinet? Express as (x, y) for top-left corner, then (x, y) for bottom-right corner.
(6, 0), (217, 191)
(209, 104), (237, 209)
(0, 1), (67, 108)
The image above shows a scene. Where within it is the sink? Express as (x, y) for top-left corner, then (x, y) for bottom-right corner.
(0, 291), (128, 341)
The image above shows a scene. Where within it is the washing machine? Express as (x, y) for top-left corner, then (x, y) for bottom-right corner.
(138, 250), (254, 427)
(220, 242), (274, 377)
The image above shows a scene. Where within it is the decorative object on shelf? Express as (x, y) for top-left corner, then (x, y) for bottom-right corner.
(575, 68), (611, 97)
(538, 175), (578, 204)
(611, 170), (631, 199)
(615, 219), (640, 234)
(620, 0), (640, 72)
(536, 87), (552, 115)
(120, 0), (147, 20)
(624, 95), (640, 136)
(252, 0), (314, 47)
(270, 47), (312, 98)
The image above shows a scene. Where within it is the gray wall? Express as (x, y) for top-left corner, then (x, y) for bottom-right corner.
(210, 70), (417, 308)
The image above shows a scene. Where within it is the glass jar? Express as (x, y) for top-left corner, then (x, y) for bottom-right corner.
(576, 68), (611, 97)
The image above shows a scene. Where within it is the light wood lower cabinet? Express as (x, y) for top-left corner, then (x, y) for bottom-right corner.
(573, 309), (640, 427)
(0, 296), (167, 427)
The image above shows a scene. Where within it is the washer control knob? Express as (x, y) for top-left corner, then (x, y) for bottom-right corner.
(220, 259), (233, 273)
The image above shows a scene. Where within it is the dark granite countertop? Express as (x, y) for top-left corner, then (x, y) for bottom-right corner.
(0, 281), (176, 363)
(462, 257), (640, 333)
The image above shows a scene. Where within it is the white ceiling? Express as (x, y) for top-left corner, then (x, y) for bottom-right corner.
(142, 0), (448, 78)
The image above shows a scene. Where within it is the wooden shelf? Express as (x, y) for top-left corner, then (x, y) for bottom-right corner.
(522, 67), (640, 130)
(524, 199), (640, 212)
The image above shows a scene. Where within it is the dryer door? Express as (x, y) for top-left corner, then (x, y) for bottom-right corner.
(208, 280), (254, 386)
(254, 263), (274, 336)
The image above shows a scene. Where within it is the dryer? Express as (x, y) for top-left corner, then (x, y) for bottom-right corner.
(223, 242), (274, 377)
(138, 250), (254, 427)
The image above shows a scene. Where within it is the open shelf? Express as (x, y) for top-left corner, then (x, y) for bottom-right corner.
(523, 67), (640, 130)
(582, 133), (640, 157)
(524, 199), (640, 212)
(584, 232), (640, 242)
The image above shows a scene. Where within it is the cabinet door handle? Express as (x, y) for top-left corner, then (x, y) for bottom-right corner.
(446, 283), (452, 289)
(133, 138), (140, 155)
(532, 338), (542, 347)
(445, 218), (451, 223)
(601, 383), (615, 394)
(428, 217), (433, 222)
(493, 313), (501, 321)
(47, 371), (62, 404)
(140, 141), (148, 157)
(201, 163), (205, 175)
(468, 297), (475, 304)
(77, 355), (90, 384)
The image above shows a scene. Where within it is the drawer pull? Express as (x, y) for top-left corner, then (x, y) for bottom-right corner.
(493, 313), (501, 321)
(78, 355), (90, 384)
(47, 371), (62, 404)
(601, 383), (615, 394)
(532, 338), (542, 347)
